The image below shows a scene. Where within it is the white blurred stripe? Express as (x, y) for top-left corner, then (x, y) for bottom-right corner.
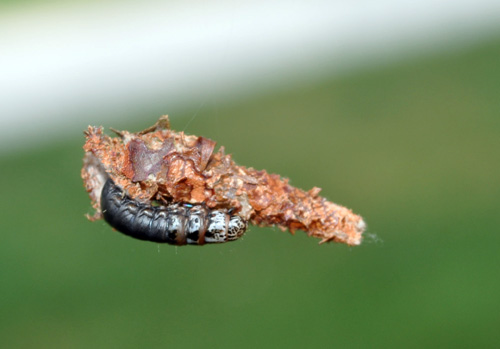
(0, 0), (499, 152)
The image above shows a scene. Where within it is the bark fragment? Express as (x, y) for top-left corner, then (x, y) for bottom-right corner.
(82, 115), (366, 245)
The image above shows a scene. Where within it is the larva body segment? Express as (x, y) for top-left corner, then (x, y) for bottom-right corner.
(100, 178), (247, 245)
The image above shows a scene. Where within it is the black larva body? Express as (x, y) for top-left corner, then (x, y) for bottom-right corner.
(100, 179), (247, 245)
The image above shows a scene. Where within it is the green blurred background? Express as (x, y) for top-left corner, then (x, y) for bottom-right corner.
(1, 2), (500, 348)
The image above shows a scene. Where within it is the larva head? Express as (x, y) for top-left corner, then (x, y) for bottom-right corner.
(227, 215), (247, 241)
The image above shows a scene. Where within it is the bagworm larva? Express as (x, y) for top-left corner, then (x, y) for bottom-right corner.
(100, 178), (247, 245)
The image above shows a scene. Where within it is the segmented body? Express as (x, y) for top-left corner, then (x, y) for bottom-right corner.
(100, 179), (247, 245)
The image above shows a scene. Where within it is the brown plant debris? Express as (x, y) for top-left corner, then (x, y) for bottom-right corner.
(82, 116), (366, 245)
